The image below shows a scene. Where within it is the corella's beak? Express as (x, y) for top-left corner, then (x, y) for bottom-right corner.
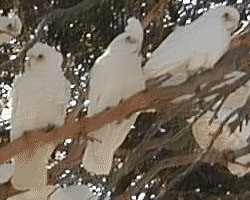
(9, 18), (21, 36)
(230, 22), (241, 36)
(10, 27), (19, 36)
(132, 43), (141, 56)
(24, 55), (35, 69)
(0, 29), (14, 37)
(4, 23), (20, 37)
(136, 44), (143, 56)
(27, 55), (36, 60)
(138, 48), (142, 56)
(24, 57), (31, 69)
(132, 46), (142, 56)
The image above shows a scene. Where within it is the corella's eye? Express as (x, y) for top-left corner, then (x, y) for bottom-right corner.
(223, 12), (230, 21)
(37, 54), (44, 60)
(125, 35), (137, 44)
(7, 23), (12, 29)
(125, 36), (131, 41)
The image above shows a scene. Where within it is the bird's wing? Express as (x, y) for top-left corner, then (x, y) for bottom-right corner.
(10, 76), (21, 141)
(55, 76), (71, 118)
(144, 27), (191, 77)
(87, 56), (114, 117)
(144, 20), (215, 79)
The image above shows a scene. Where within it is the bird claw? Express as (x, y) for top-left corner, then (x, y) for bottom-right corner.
(104, 106), (111, 111)
(187, 67), (207, 77)
(79, 132), (102, 143)
(85, 135), (102, 143)
(46, 124), (56, 132)
(119, 99), (124, 104)
(23, 131), (31, 143)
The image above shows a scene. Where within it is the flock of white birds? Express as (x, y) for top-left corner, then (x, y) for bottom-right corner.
(0, 4), (248, 200)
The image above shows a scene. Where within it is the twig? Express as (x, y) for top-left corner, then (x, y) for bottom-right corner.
(142, 0), (167, 28)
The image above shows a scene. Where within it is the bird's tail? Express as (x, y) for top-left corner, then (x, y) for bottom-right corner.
(7, 185), (56, 200)
(82, 115), (137, 175)
(11, 143), (55, 190)
(0, 162), (14, 184)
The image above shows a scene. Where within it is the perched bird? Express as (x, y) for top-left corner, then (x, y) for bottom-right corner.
(192, 74), (250, 177)
(0, 12), (22, 185)
(82, 17), (145, 175)
(143, 6), (240, 86)
(10, 43), (71, 190)
(0, 12), (22, 45)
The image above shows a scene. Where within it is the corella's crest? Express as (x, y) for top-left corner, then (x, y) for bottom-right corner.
(108, 17), (143, 54)
(125, 17), (144, 47)
(0, 13), (22, 36)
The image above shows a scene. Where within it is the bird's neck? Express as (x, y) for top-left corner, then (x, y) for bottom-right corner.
(25, 66), (63, 77)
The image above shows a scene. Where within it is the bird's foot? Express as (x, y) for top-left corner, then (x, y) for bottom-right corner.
(79, 132), (102, 143)
(119, 99), (124, 104)
(46, 123), (56, 132)
(86, 135), (102, 143)
(35, 124), (56, 133)
(104, 106), (111, 111)
(187, 67), (207, 77)
(146, 73), (172, 88)
(23, 130), (32, 143)
(197, 67), (208, 74)
(186, 69), (196, 77)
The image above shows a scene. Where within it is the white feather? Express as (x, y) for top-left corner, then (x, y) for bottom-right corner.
(144, 6), (240, 86)
(10, 43), (71, 190)
(82, 17), (145, 175)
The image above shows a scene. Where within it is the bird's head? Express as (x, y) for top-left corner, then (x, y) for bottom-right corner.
(109, 17), (144, 55)
(210, 6), (240, 33)
(221, 6), (240, 33)
(0, 13), (22, 37)
(25, 43), (63, 72)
